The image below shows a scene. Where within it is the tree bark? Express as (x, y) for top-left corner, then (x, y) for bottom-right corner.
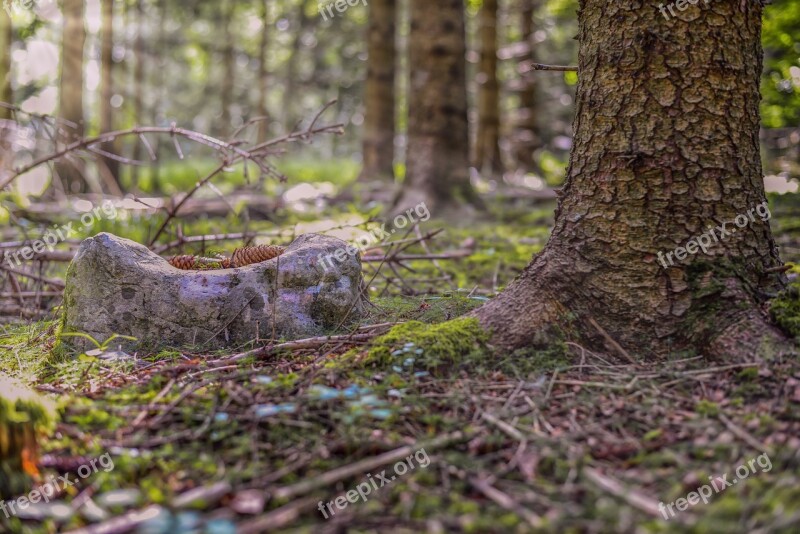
(99, 0), (120, 185)
(475, 0), (503, 177)
(257, 0), (270, 143)
(358, 0), (397, 183)
(283, 3), (309, 130)
(130, 0), (145, 186)
(474, 0), (789, 359)
(57, 0), (87, 193)
(513, 0), (540, 171)
(395, 0), (479, 213)
(0, 8), (11, 120)
(220, 0), (235, 138)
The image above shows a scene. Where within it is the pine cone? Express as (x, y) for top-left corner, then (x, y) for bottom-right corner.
(231, 245), (285, 268)
(169, 255), (197, 270)
(169, 255), (235, 270)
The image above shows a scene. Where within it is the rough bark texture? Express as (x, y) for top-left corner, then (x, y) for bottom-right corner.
(0, 8), (11, 121)
(57, 0), (87, 193)
(63, 233), (366, 352)
(475, 0), (503, 176)
(99, 0), (120, 184)
(394, 0), (479, 213)
(475, 0), (789, 359)
(358, 0), (397, 184)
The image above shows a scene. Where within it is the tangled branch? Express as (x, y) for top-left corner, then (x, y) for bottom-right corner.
(0, 100), (345, 192)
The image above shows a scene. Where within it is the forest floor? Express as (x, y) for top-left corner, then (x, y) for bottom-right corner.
(1, 171), (800, 533)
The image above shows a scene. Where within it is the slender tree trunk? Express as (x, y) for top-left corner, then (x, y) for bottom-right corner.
(99, 0), (120, 185)
(514, 0), (539, 171)
(474, 0), (789, 358)
(358, 0), (397, 183)
(395, 0), (479, 213)
(57, 0), (87, 193)
(257, 0), (270, 143)
(220, 0), (235, 137)
(0, 8), (11, 120)
(130, 0), (145, 185)
(475, 0), (503, 177)
(284, 3), (309, 130)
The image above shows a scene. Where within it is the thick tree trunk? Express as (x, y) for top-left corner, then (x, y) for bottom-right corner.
(358, 0), (397, 184)
(513, 0), (540, 171)
(99, 0), (120, 186)
(394, 0), (479, 213)
(57, 0), (87, 193)
(0, 8), (11, 120)
(475, 0), (503, 177)
(474, 0), (789, 359)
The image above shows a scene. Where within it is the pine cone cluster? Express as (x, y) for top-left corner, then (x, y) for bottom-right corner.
(168, 245), (285, 271)
(231, 245), (285, 267)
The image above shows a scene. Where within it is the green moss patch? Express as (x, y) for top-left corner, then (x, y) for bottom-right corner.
(364, 317), (489, 372)
(770, 275), (800, 339)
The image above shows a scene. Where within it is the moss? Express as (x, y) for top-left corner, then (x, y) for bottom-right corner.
(364, 317), (489, 372)
(770, 276), (800, 339)
(696, 400), (720, 417)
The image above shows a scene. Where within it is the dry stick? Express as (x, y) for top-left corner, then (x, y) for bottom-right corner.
(66, 504), (164, 534)
(588, 317), (637, 364)
(717, 413), (772, 455)
(0, 264), (66, 289)
(271, 431), (469, 501)
(521, 62), (579, 72)
(148, 162), (227, 246)
(237, 497), (320, 534)
(206, 333), (380, 367)
(468, 477), (543, 528)
(361, 250), (474, 263)
(582, 467), (667, 521)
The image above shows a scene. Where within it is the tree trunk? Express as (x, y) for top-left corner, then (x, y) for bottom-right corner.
(475, 0), (503, 177)
(0, 8), (11, 120)
(257, 0), (269, 143)
(220, 0), (235, 138)
(474, 0), (789, 359)
(99, 0), (120, 186)
(283, 3), (309, 130)
(514, 0), (540, 171)
(395, 0), (479, 213)
(57, 0), (87, 193)
(358, 0), (397, 184)
(130, 0), (145, 186)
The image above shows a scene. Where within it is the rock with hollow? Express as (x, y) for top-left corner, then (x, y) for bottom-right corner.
(62, 233), (365, 352)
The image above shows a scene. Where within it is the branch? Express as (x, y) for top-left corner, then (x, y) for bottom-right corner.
(520, 62), (579, 72)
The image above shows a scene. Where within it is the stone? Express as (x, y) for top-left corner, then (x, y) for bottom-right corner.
(61, 233), (365, 352)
